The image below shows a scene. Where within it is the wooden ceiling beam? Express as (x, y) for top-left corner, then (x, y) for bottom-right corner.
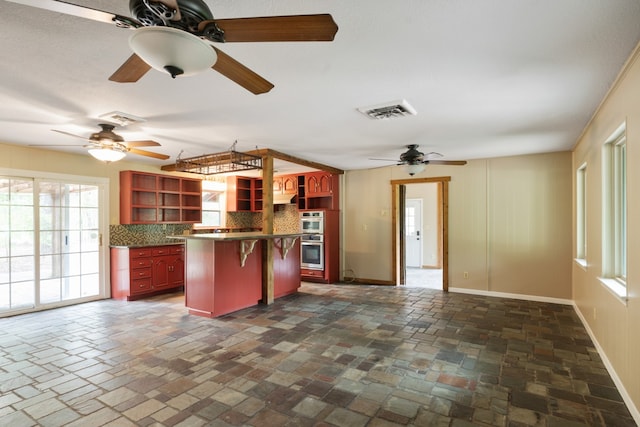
(246, 148), (344, 175)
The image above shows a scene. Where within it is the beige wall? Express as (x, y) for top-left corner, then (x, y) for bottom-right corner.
(572, 44), (640, 417)
(0, 143), (186, 224)
(344, 151), (573, 300)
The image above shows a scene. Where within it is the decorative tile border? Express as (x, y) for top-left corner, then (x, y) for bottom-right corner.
(110, 224), (192, 246)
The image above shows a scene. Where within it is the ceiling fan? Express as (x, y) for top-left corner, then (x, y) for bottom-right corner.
(7, 0), (339, 94)
(372, 145), (467, 175)
(31, 123), (170, 162)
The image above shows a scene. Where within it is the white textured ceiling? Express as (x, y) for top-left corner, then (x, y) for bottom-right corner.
(1, 0), (640, 173)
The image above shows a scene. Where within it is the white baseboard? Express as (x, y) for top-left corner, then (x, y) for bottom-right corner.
(447, 287), (573, 306)
(572, 303), (640, 425)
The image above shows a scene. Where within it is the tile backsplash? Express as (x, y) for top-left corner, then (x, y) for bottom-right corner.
(110, 224), (192, 246)
(110, 205), (301, 246)
(226, 204), (301, 233)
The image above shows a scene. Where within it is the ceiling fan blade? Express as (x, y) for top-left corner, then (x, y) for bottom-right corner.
(126, 140), (161, 148)
(128, 148), (170, 160)
(109, 54), (152, 83)
(211, 47), (274, 94)
(5, 0), (141, 27)
(427, 160), (468, 166)
(369, 158), (399, 162)
(200, 14), (338, 42)
(52, 129), (89, 141)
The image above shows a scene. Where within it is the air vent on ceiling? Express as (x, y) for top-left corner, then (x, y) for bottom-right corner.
(98, 111), (146, 127)
(357, 99), (417, 120)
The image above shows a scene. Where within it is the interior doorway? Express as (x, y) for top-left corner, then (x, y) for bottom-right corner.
(405, 198), (423, 268)
(392, 177), (449, 291)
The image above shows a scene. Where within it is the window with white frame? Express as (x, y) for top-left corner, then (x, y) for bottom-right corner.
(576, 164), (587, 263)
(195, 180), (225, 228)
(601, 124), (627, 298)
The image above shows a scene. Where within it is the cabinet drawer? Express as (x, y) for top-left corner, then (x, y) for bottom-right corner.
(131, 279), (152, 294)
(170, 246), (184, 255)
(302, 269), (324, 278)
(152, 246), (172, 256)
(132, 267), (152, 279)
(130, 249), (152, 258)
(130, 258), (152, 269)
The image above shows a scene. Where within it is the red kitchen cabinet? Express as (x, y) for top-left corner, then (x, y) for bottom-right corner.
(111, 244), (185, 301)
(298, 172), (340, 211)
(152, 246), (185, 289)
(281, 175), (298, 194)
(226, 176), (255, 212)
(120, 171), (202, 224)
(305, 172), (336, 197)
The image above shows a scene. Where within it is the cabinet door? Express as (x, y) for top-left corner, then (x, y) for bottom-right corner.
(318, 174), (333, 194)
(306, 172), (334, 197)
(273, 176), (284, 194)
(153, 256), (170, 288)
(168, 256), (185, 287)
(282, 175), (298, 194)
(305, 174), (321, 196)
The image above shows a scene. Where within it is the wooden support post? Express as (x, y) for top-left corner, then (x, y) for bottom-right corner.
(262, 156), (275, 304)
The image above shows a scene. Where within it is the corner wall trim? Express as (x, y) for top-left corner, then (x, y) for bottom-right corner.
(572, 303), (640, 425)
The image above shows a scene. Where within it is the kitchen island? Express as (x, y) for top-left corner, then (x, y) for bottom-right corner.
(171, 232), (302, 318)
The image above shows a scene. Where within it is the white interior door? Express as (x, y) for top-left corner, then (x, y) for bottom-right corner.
(405, 199), (422, 267)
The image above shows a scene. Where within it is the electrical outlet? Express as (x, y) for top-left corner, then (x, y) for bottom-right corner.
(593, 307), (597, 320)
(362, 224), (368, 231)
(463, 272), (469, 279)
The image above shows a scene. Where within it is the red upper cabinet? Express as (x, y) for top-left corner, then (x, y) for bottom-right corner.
(226, 176), (253, 212)
(273, 176), (284, 194)
(282, 175), (298, 194)
(300, 172), (339, 210)
(120, 171), (201, 224)
(227, 176), (265, 212)
(272, 175), (296, 195)
(305, 172), (337, 197)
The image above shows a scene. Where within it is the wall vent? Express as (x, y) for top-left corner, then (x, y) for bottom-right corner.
(98, 111), (146, 127)
(357, 99), (417, 120)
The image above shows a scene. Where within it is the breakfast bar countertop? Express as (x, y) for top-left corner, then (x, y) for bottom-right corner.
(169, 232), (304, 241)
(109, 241), (185, 249)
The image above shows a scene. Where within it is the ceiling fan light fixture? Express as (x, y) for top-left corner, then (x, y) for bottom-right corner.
(406, 163), (425, 176)
(88, 146), (127, 162)
(128, 26), (217, 78)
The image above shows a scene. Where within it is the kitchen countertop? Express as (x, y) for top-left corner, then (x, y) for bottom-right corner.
(168, 232), (304, 241)
(109, 241), (185, 249)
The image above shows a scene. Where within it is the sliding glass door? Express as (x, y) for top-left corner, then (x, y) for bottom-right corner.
(0, 173), (107, 316)
(39, 182), (101, 304)
(0, 178), (35, 311)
